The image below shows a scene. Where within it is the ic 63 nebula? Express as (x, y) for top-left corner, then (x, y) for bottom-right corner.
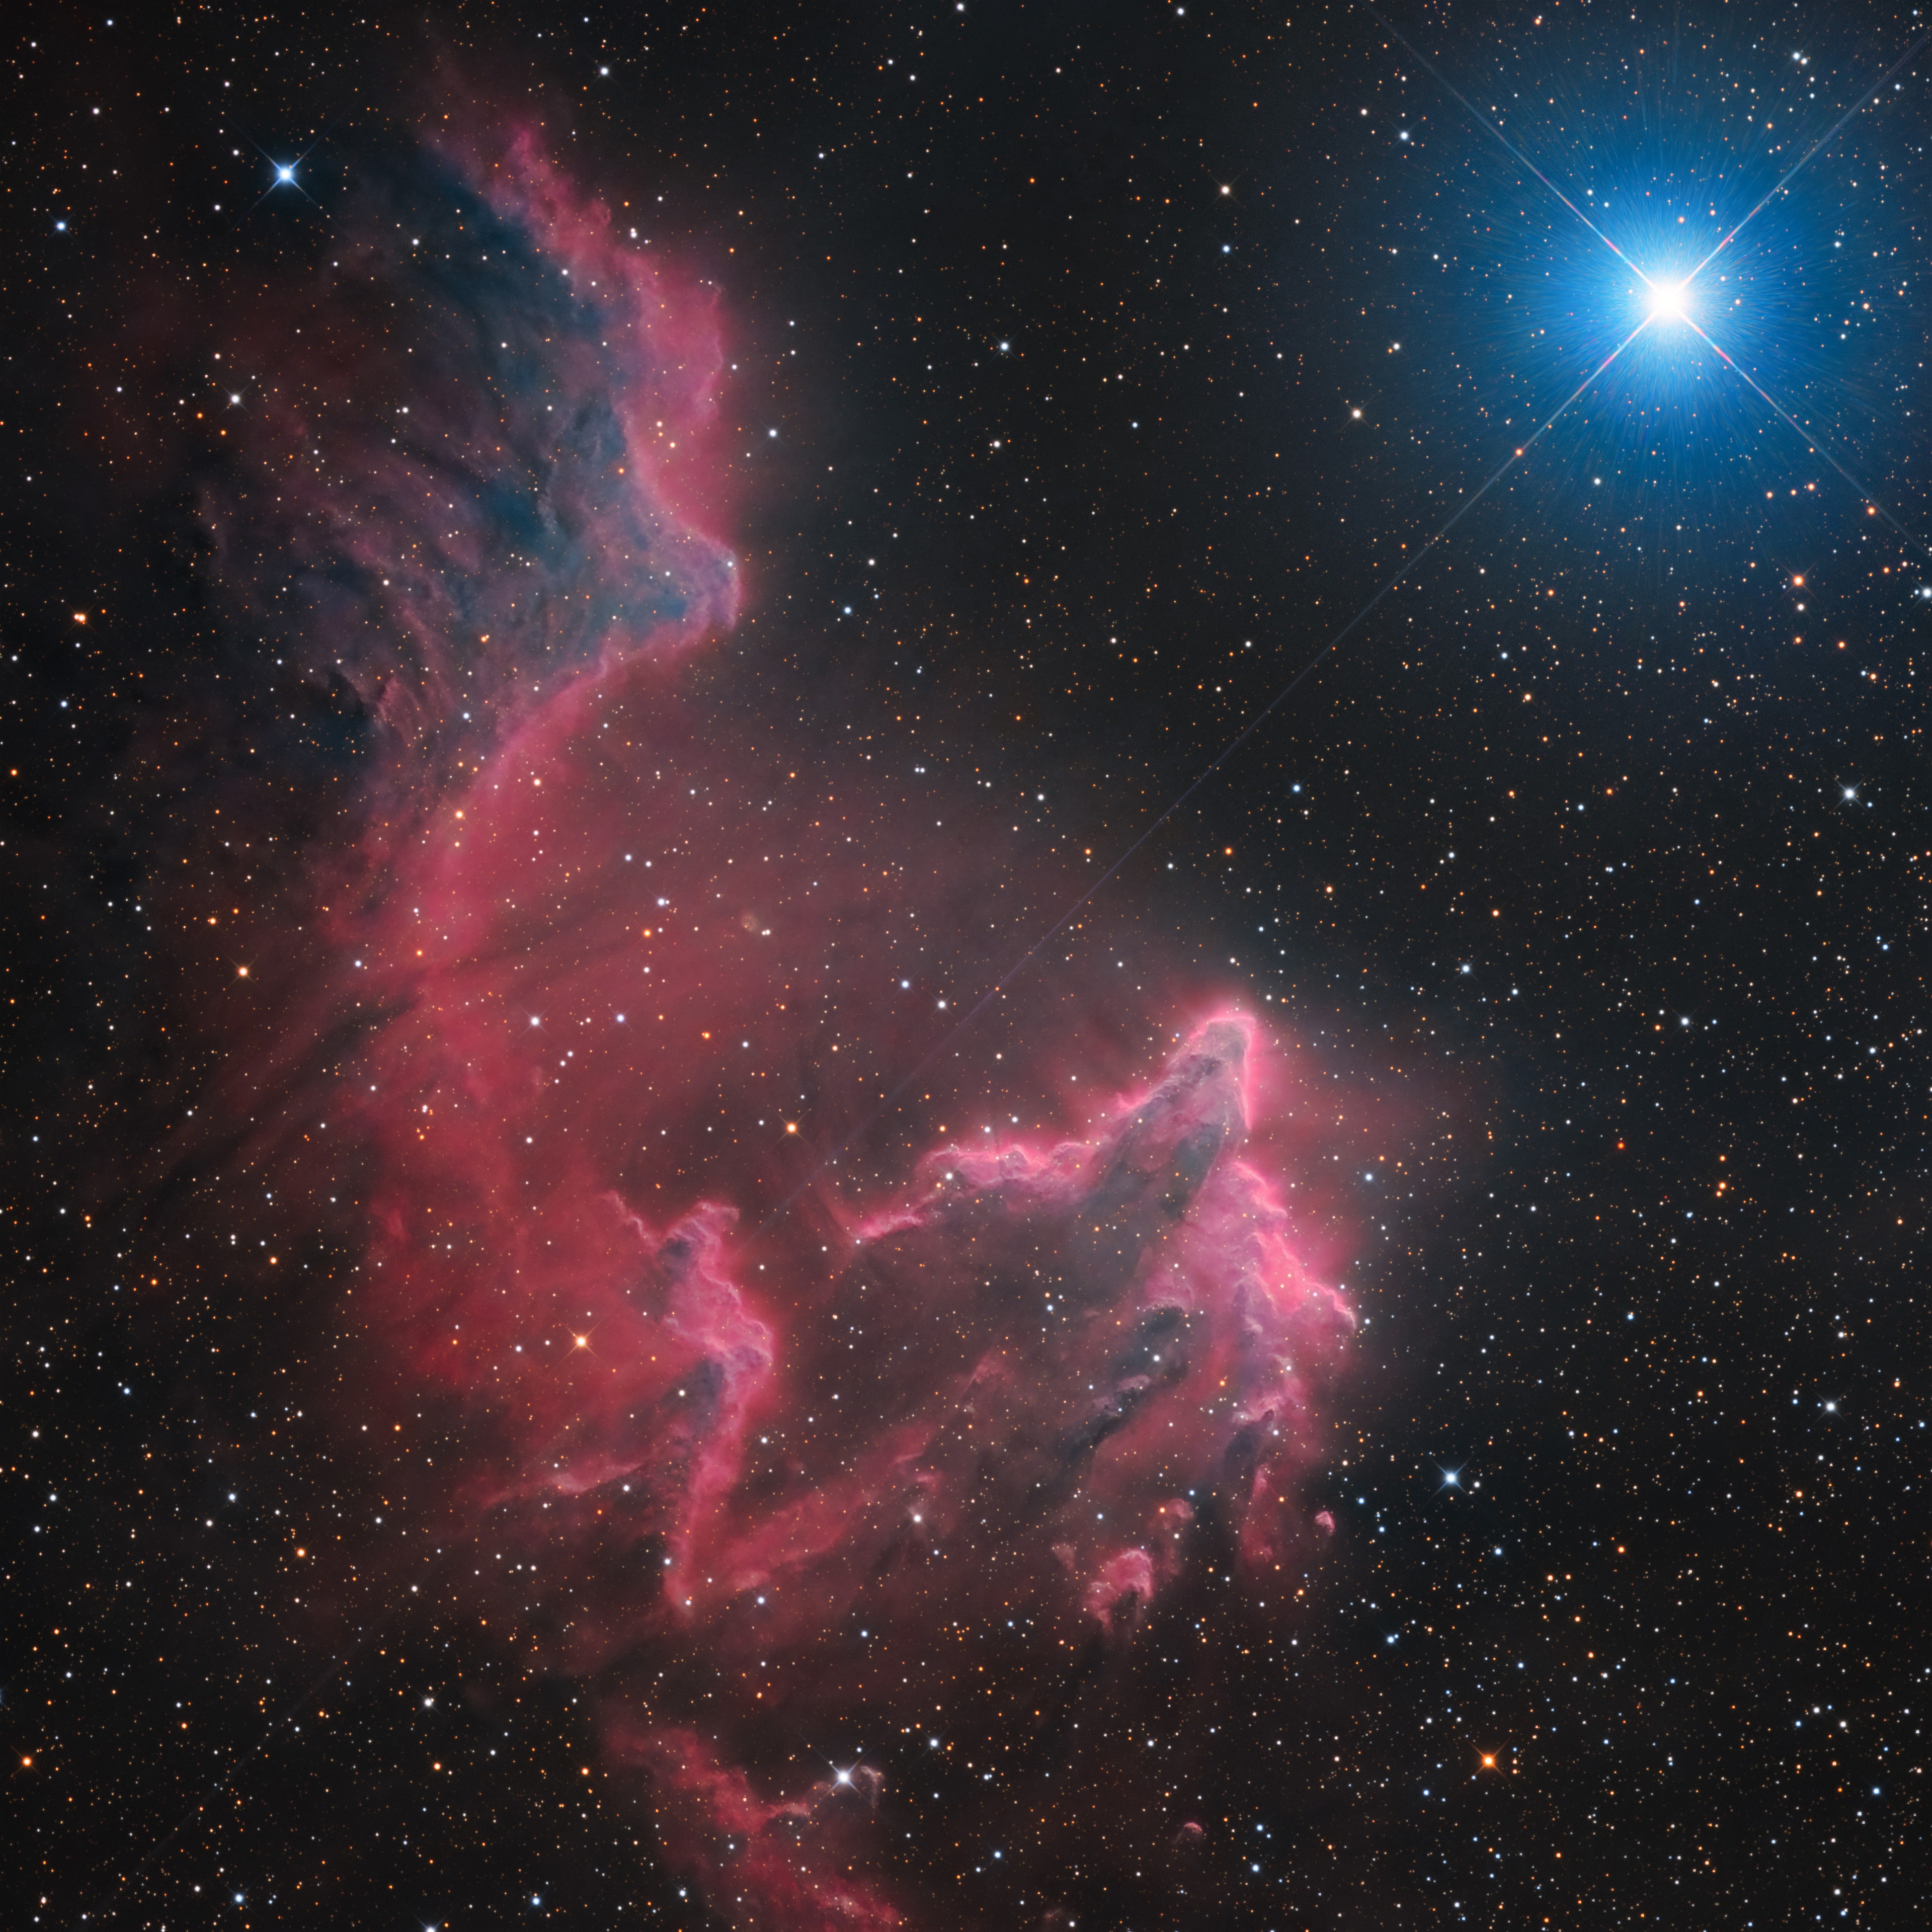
(117, 116), (1364, 1930)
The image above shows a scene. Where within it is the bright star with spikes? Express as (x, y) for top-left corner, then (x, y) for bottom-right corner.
(1350, 7), (1932, 569)
(241, 127), (333, 212)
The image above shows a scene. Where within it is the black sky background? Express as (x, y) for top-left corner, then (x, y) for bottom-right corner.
(5, 1), (1928, 1926)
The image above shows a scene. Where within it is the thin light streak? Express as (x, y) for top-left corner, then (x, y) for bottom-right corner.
(1687, 31), (1931, 283)
(1685, 318), (1930, 559)
(1358, 1), (1651, 282)
(753, 318), (1655, 1238)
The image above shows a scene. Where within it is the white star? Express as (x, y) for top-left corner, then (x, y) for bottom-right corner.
(1648, 280), (1689, 323)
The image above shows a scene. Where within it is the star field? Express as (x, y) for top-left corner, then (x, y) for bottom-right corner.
(4, 3), (1929, 1929)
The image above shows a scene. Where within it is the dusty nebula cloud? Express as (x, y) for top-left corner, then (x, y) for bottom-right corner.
(149, 119), (1361, 1930)
(195, 120), (740, 791)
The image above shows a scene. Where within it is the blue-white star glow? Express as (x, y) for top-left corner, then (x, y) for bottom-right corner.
(1645, 280), (1691, 326)
(1353, 6), (1932, 560)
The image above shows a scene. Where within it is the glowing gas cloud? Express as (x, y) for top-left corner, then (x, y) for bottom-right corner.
(146, 116), (1362, 1931)
(360, 1002), (1352, 1929)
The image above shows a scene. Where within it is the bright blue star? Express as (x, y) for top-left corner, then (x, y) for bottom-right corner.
(240, 129), (332, 212)
(1359, 6), (1932, 559)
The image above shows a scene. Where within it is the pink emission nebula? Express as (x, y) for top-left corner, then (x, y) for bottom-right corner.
(147, 118), (1367, 1931)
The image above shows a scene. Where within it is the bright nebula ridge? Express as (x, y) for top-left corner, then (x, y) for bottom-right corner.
(144, 120), (1362, 1928)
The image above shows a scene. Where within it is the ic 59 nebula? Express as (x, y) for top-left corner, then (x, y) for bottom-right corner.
(100, 114), (1362, 1930)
